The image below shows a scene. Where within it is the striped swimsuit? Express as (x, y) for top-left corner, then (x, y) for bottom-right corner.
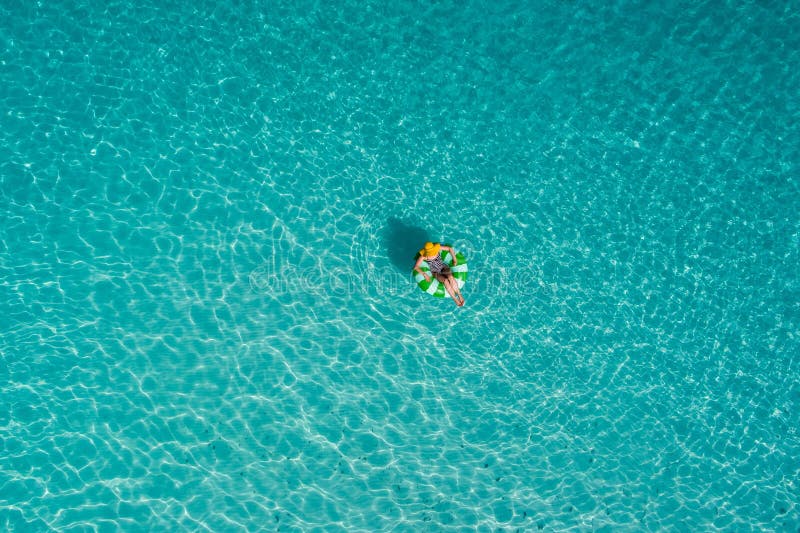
(425, 255), (449, 275)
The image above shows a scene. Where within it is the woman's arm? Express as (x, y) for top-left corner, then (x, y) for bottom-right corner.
(413, 256), (431, 281)
(442, 246), (458, 266)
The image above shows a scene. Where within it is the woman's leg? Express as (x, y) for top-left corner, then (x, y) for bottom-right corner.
(446, 274), (464, 305)
(436, 273), (461, 305)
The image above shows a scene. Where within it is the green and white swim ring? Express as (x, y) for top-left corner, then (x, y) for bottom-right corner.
(412, 244), (468, 298)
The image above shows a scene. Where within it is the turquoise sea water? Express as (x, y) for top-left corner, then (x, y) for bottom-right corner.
(2, 0), (799, 530)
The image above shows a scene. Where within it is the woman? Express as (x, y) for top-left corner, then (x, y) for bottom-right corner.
(413, 242), (465, 307)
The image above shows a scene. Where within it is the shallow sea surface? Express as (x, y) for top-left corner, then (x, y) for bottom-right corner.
(2, 0), (799, 531)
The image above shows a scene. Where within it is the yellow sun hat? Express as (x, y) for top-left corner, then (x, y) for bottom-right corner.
(420, 241), (441, 257)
